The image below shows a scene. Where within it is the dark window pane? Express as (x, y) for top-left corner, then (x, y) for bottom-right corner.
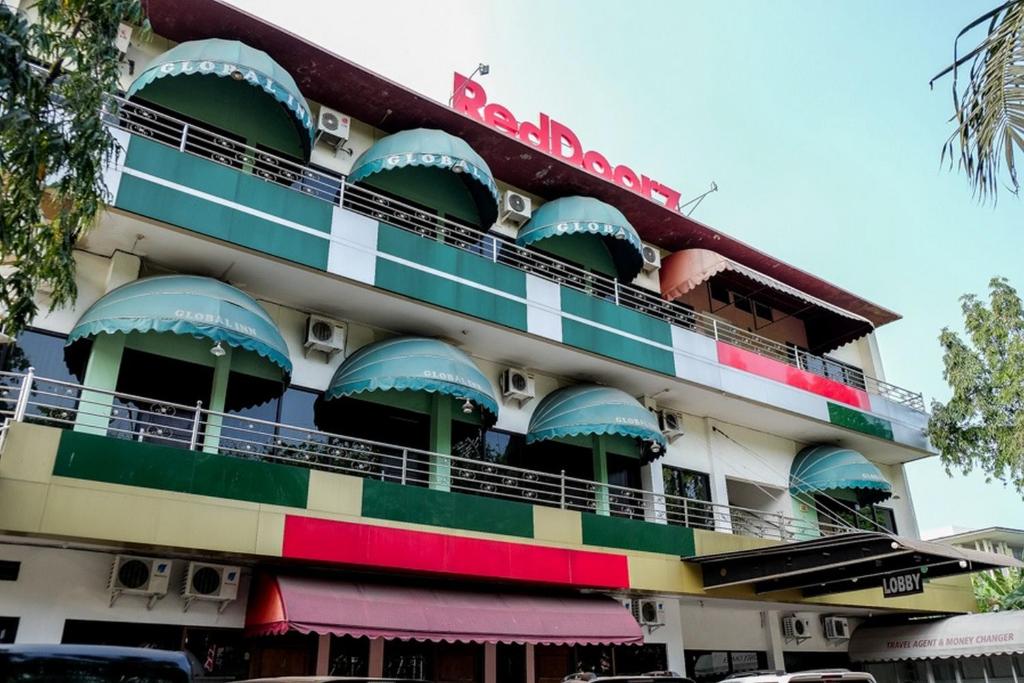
(0, 617), (18, 644)
(183, 626), (249, 680)
(614, 643), (667, 675)
(733, 295), (752, 313)
(663, 466), (713, 530)
(328, 635), (369, 677)
(709, 282), (730, 305)
(754, 302), (773, 321)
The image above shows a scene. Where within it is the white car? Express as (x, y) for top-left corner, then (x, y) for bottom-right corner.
(718, 670), (877, 683)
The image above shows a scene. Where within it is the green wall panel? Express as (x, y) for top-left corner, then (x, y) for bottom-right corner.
(375, 223), (528, 330)
(118, 137), (330, 269)
(560, 287), (675, 375)
(54, 430), (309, 508)
(581, 513), (696, 556)
(361, 479), (534, 538)
(827, 402), (895, 441)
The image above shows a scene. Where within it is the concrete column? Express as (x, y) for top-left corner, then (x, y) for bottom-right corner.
(763, 610), (785, 672)
(368, 639), (384, 678)
(592, 435), (610, 516)
(485, 642), (497, 683)
(201, 346), (232, 453)
(642, 460), (668, 523)
(315, 634), (330, 675)
(74, 333), (126, 435)
(525, 644), (536, 683)
(429, 394), (452, 491)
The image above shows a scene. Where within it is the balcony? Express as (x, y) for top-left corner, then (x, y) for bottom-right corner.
(0, 370), (852, 544)
(102, 96), (926, 416)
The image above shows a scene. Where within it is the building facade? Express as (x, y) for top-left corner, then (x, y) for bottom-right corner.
(1, 1), (1016, 681)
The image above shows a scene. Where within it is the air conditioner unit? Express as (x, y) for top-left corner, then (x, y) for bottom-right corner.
(500, 368), (536, 405)
(632, 599), (665, 626)
(500, 191), (532, 226)
(641, 243), (662, 273)
(108, 555), (172, 609)
(316, 106), (351, 154)
(824, 616), (850, 640)
(304, 315), (346, 359)
(781, 615), (811, 640)
(182, 561), (240, 613)
(657, 409), (684, 442)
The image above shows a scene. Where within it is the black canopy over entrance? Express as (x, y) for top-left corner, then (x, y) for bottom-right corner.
(688, 531), (1022, 597)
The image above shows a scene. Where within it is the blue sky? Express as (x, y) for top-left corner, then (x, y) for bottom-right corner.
(235, 0), (1023, 533)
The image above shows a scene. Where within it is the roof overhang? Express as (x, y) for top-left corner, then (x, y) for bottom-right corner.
(688, 532), (1024, 598)
(139, 0), (901, 329)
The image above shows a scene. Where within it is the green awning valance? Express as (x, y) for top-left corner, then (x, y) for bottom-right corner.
(517, 196), (645, 282)
(325, 337), (499, 421)
(127, 38), (314, 159)
(66, 275), (291, 381)
(349, 128), (500, 228)
(526, 385), (666, 461)
(790, 445), (892, 503)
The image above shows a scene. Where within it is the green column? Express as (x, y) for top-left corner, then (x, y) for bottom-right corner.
(74, 333), (126, 436)
(790, 494), (822, 541)
(201, 346), (232, 454)
(592, 434), (610, 516)
(428, 393), (452, 491)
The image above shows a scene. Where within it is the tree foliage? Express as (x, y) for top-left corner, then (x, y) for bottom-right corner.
(932, 0), (1024, 201)
(929, 277), (1024, 492)
(974, 568), (1024, 612)
(0, 0), (146, 337)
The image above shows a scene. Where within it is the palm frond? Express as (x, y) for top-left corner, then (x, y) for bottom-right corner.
(936, 0), (1024, 201)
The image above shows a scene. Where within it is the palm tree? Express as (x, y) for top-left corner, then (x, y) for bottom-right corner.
(973, 568), (1024, 612)
(931, 1), (1024, 200)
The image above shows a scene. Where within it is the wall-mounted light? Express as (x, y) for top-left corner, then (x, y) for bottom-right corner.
(210, 341), (227, 358)
(448, 62), (490, 105)
(461, 398), (474, 414)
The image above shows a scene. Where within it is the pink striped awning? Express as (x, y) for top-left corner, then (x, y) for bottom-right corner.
(246, 575), (643, 645)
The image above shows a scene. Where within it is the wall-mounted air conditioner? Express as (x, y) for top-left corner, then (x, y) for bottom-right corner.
(304, 315), (346, 359)
(824, 616), (850, 640)
(641, 243), (662, 273)
(316, 106), (352, 155)
(657, 409), (685, 442)
(182, 561), (240, 613)
(500, 368), (536, 405)
(781, 615), (811, 640)
(108, 555), (171, 609)
(501, 191), (532, 226)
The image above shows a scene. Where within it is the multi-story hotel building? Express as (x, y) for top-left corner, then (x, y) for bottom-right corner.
(1, 1), (1018, 681)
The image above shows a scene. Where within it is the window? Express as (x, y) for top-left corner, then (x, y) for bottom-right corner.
(686, 650), (767, 682)
(872, 506), (898, 534)
(732, 295), (752, 314)
(1, 329), (79, 428)
(989, 655), (1016, 683)
(815, 495), (897, 534)
(754, 301), (774, 322)
(709, 282), (730, 305)
(930, 659), (958, 683)
(662, 466), (713, 529)
(961, 657), (986, 683)
(0, 617), (17, 644)
(0, 561), (19, 581)
(328, 635), (369, 677)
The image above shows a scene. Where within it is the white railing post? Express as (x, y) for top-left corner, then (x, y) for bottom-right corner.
(188, 401), (203, 450)
(491, 236), (498, 263)
(711, 319), (719, 340)
(682, 498), (690, 527)
(178, 123), (189, 152)
(12, 367), (35, 422)
(400, 450), (408, 485)
(559, 470), (566, 509)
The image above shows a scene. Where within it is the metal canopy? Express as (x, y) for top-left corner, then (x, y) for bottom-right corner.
(688, 531), (1023, 598)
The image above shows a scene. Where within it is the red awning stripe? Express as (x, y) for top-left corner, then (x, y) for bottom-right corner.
(246, 575), (643, 646)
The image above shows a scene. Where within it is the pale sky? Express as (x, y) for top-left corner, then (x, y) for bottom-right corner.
(226, 0), (1024, 533)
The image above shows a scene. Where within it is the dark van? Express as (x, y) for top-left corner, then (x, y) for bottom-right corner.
(0, 644), (197, 683)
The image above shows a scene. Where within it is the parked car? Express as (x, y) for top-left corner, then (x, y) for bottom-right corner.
(563, 672), (696, 683)
(718, 670), (877, 683)
(0, 644), (199, 682)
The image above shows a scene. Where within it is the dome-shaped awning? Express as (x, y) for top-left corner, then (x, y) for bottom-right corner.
(66, 275), (292, 382)
(526, 385), (666, 461)
(127, 39), (314, 159)
(517, 196), (645, 282)
(348, 128), (500, 229)
(325, 337), (499, 421)
(790, 445), (892, 503)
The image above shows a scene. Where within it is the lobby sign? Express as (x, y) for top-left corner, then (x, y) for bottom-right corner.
(452, 73), (685, 213)
(881, 570), (924, 598)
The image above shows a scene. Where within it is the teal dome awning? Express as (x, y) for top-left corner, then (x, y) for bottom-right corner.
(325, 337), (499, 421)
(790, 445), (892, 503)
(66, 275), (292, 381)
(517, 196), (645, 282)
(127, 38), (314, 159)
(349, 128), (500, 229)
(527, 385), (666, 461)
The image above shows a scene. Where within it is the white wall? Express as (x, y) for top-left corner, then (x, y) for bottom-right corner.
(0, 544), (247, 644)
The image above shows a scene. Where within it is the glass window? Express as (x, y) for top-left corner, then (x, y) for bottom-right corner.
(709, 282), (730, 305)
(989, 655), (1015, 683)
(960, 657), (986, 683)
(873, 506), (898, 534)
(930, 658), (958, 683)
(496, 644), (525, 683)
(223, 373), (282, 460)
(328, 635), (369, 677)
(0, 617), (17, 644)
(754, 301), (774, 322)
(865, 662), (897, 683)
(183, 626), (249, 680)
(614, 644), (667, 675)
(895, 660), (928, 683)
(663, 466), (713, 529)
(1, 329), (79, 427)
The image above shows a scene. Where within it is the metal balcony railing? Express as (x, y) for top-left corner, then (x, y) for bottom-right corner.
(0, 370), (855, 542)
(102, 96), (926, 413)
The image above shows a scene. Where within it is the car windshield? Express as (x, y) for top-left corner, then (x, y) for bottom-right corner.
(0, 653), (189, 683)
